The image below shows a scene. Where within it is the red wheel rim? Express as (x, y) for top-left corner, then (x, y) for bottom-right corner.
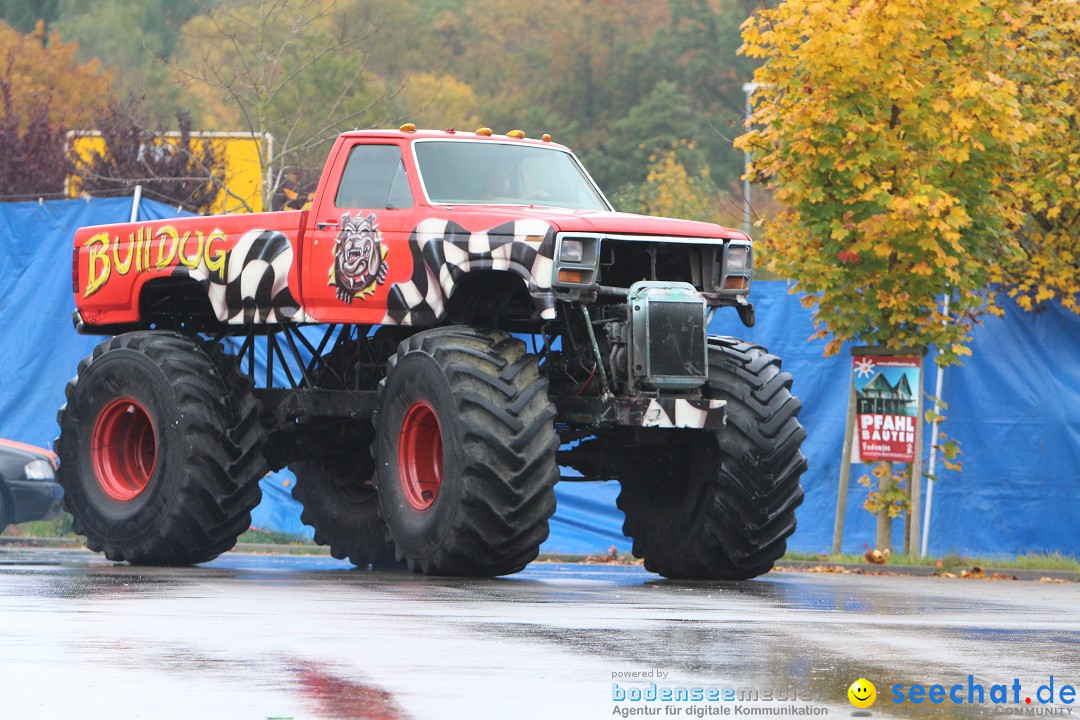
(91, 398), (157, 502)
(398, 401), (443, 511)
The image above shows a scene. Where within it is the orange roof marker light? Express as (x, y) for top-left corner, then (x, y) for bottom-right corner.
(541, 133), (552, 142)
(476, 127), (493, 136)
(399, 123), (417, 133)
(506, 129), (526, 139)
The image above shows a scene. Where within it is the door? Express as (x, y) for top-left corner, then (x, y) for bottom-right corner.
(303, 141), (422, 324)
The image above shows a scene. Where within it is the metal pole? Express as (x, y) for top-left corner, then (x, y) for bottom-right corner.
(264, 132), (275, 213)
(920, 293), (950, 557)
(741, 82), (758, 239)
(129, 184), (143, 223)
(832, 377), (857, 555)
(908, 359), (925, 558)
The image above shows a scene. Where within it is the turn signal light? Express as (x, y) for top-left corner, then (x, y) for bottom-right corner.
(558, 269), (585, 284)
(723, 276), (749, 290)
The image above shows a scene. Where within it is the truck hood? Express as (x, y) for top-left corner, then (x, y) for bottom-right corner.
(438, 205), (747, 241)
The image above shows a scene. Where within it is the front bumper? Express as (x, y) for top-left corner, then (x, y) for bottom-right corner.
(554, 396), (725, 430)
(7, 478), (64, 523)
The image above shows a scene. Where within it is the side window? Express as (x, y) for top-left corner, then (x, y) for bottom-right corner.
(335, 144), (414, 210)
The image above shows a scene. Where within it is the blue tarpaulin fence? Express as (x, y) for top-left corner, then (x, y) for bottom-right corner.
(1, 198), (1077, 557)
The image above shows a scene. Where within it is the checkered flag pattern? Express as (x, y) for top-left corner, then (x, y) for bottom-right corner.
(179, 228), (304, 325)
(644, 399), (726, 429)
(384, 218), (556, 326)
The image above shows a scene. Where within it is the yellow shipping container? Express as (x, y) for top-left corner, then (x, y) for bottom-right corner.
(67, 131), (272, 214)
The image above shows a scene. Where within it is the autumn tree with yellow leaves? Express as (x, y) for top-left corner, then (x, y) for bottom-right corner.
(737, 0), (1079, 552)
(173, 0), (398, 210)
(0, 20), (108, 131)
(736, 0), (1079, 366)
(992, 3), (1080, 316)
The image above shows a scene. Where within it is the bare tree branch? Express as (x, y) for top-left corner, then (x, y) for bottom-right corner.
(173, 0), (397, 209)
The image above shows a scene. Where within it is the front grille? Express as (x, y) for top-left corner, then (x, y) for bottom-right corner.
(600, 240), (719, 292)
(628, 282), (708, 392)
(646, 301), (706, 378)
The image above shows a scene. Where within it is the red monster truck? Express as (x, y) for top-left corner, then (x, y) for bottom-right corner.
(55, 127), (806, 579)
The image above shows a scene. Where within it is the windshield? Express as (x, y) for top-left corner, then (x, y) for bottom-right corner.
(413, 140), (609, 210)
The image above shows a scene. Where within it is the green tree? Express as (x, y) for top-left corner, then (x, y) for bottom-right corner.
(173, 0), (395, 209)
(0, 0), (60, 33)
(411, 0), (667, 178)
(650, 0), (756, 189)
(371, 0), (754, 202)
(51, 0), (203, 115)
(582, 81), (703, 196)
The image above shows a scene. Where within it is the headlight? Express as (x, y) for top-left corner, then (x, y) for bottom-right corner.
(552, 234), (600, 288)
(725, 244), (750, 274)
(559, 238), (584, 263)
(720, 242), (753, 293)
(24, 458), (55, 481)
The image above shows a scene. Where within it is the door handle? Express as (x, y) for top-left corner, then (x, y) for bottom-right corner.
(316, 221), (340, 230)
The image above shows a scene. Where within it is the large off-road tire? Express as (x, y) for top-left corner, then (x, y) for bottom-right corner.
(287, 332), (405, 569)
(54, 331), (266, 565)
(290, 424), (402, 569)
(617, 336), (807, 580)
(374, 327), (558, 576)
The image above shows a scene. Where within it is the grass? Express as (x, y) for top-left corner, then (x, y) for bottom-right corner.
(780, 550), (1080, 573)
(996, 552), (1080, 572)
(236, 528), (314, 545)
(1, 513), (77, 538)
(0, 514), (317, 546)
(783, 551), (942, 567)
(4, 518), (1077, 573)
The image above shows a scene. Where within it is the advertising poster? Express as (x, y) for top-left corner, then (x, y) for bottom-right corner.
(852, 355), (922, 463)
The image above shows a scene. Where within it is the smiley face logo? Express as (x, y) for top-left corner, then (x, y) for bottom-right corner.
(848, 678), (877, 708)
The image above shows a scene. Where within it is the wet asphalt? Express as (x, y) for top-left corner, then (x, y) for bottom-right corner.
(0, 548), (1077, 720)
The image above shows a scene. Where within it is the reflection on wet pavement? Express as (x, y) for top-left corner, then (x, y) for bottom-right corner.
(297, 665), (408, 720)
(0, 549), (1076, 719)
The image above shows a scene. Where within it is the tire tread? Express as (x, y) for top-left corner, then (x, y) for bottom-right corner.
(617, 335), (807, 580)
(54, 331), (265, 565)
(377, 326), (558, 577)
